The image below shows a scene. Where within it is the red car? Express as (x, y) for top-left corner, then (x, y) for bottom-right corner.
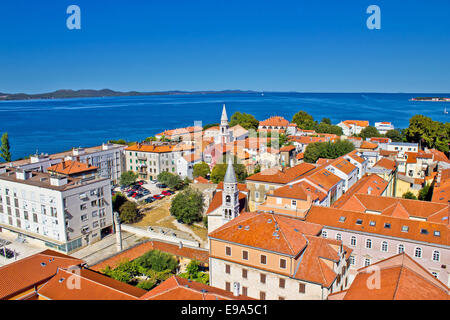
(131, 193), (138, 198)
(152, 194), (163, 200)
(137, 181), (144, 185)
(161, 190), (172, 196)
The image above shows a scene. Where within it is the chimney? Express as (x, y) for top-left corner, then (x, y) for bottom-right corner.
(50, 175), (68, 186)
(16, 169), (30, 180)
(179, 241), (183, 249)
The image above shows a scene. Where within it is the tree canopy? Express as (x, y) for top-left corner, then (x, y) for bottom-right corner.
(210, 155), (248, 183)
(203, 123), (219, 130)
(359, 126), (382, 139)
(157, 171), (184, 190)
(193, 162), (210, 178)
(229, 112), (259, 131)
(292, 111), (316, 130)
(385, 129), (404, 142)
(402, 191), (417, 200)
(119, 171), (139, 186)
(170, 187), (204, 224)
(0, 132), (11, 162)
(404, 115), (450, 154)
(304, 140), (355, 163)
(118, 201), (139, 224)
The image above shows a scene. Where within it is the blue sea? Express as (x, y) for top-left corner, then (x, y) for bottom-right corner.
(0, 92), (449, 160)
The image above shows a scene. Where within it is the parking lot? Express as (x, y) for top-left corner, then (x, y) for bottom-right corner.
(0, 233), (45, 267)
(113, 180), (175, 204)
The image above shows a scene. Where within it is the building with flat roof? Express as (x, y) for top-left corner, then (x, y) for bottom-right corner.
(0, 167), (113, 253)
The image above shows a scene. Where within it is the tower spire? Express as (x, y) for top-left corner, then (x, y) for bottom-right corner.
(224, 157), (237, 183)
(221, 104), (228, 122)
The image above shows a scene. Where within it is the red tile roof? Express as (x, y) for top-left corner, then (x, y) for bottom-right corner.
(271, 181), (327, 202)
(47, 160), (98, 175)
(209, 211), (323, 256)
(328, 253), (449, 300)
(246, 163), (316, 184)
(194, 176), (211, 184)
(217, 181), (249, 192)
(359, 141), (378, 150)
(206, 191), (247, 215)
(91, 241), (209, 272)
(140, 275), (254, 300)
(342, 120), (369, 128)
(332, 174), (389, 208)
(374, 158), (397, 171)
(259, 116), (290, 127)
(37, 268), (146, 300)
(305, 206), (449, 246)
(0, 250), (83, 299)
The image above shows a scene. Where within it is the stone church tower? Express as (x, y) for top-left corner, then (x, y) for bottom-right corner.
(220, 104), (231, 144)
(222, 159), (240, 222)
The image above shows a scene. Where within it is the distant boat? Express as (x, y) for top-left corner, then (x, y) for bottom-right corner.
(444, 106), (448, 115)
(261, 92), (264, 96)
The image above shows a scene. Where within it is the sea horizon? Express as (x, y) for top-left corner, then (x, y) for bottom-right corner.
(1, 91), (449, 161)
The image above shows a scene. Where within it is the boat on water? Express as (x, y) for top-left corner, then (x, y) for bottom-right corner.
(444, 106), (448, 115)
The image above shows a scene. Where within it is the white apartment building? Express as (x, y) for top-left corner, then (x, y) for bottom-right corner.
(375, 122), (395, 135)
(0, 167), (113, 253)
(1, 143), (126, 186)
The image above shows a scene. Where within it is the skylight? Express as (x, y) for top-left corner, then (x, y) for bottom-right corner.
(401, 226), (409, 232)
(420, 229), (428, 235)
(384, 223), (391, 229)
(339, 216), (346, 222)
(369, 221), (376, 226)
(356, 219), (363, 225)
(434, 231), (441, 237)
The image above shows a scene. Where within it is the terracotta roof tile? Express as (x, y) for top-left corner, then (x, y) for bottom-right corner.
(47, 160), (98, 175)
(246, 163), (316, 184)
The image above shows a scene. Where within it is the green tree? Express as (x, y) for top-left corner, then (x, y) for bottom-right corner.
(144, 136), (157, 142)
(210, 155), (247, 183)
(385, 129), (404, 142)
(108, 139), (128, 145)
(359, 126), (382, 139)
(135, 250), (179, 273)
(402, 191), (417, 200)
(136, 279), (156, 290)
(292, 111), (316, 130)
(186, 260), (200, 277)
(321, 118), (332, 125)
(314, 123), (343, 136)
(253, 164), (261, 174)
(418, 184), (433, 201)
(157, 171), (183, 190)
(112, 192), (127, 212)
(304, 140), (355, 163)
(229, 112), (259, 130)
(170, 187), (204, 224)
(0, 132), (11, 162)
(404, 115), (450, 154)
(119, 171), (138, 186)
(119, 201), (139, 223)
(193, 162), (210, 178)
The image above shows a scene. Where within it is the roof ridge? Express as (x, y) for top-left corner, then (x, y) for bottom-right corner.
(273, 215), (295, 256)
(59, 268), (140, 299)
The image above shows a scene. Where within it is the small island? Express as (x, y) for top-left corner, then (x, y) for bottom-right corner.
(410, 97), (450, 102)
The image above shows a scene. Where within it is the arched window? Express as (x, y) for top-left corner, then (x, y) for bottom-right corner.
(225, 195), (231, 204)
(350, 236), (357, 247)
(381, 241), (388, 252)
(414, 247), (422, 258)
(336, 233), (342, 241)
(398, 244), (404, 254)
(366, 239), (372, 249)
(432, 250), (440, 262)
(322, 231), (327, 238)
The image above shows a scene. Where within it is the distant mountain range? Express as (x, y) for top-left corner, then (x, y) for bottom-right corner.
(0, 89), (256, 101)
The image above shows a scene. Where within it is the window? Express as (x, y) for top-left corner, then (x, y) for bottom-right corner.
(242, 250), (248, 260)
(401, 225), (409, 232)
(339, 216), (346, 222)
(92, 221), (99, 228)
(225, 246), (231, 256)
(291, 200), (296, 206)
(259, 291), (266, 300)
(260, 255), (267, 265)
(336, 233), (342, 241)
(80, 204), (87, 211)
(420, 229), (428, 235)
(384, 223), (391, 229)
(369, 221), (376, 227)
(242, 286), (248, 296)
(366, 239), (372, 249)
(431, 272), (439, 278)
(299, 283), (306, 294)
(398, 244), (405, 254)
(432, 250), (440, 262)
(322, 230), (327, 238)
(260, 273), (266, 284)
(280, 259), (287, 269)
(349, 255), (355, 265)
(242, 269), (247, 279)
(414, 247), (422, 258)
(279, 278), (285, 289)
(255, 191), (260, 199)
(225, 282), (231, 292)
(381, 241), (388, 252)
(356, 219), (363, 225)
(434, 231), (441, 237)
(350, 236), (357, 246)
(81, 214), (88, 222)
(225, 264), (230, 274)
(364, 258), (371, 266)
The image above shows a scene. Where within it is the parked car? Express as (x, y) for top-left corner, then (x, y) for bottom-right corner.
(142, 190), (150, 195)
(137, 181), (144, 185)
(161, 190), (173, 196)
(152, 194), (163, 200)
(145, 197), (155, 203)
(131, 193), (138, 198)
(156, 183), (167, 188)
(135, 194), (144, 200)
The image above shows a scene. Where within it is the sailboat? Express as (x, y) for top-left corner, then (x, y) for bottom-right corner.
(444, 106), (448, 115)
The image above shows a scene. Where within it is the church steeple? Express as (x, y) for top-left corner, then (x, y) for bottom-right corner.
(220, 104), (230, 144)
(222, 158), (239, 221)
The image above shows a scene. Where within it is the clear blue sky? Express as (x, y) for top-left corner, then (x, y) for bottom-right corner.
(0, 0), (449, 93)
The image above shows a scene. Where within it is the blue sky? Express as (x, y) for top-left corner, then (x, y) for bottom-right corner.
(0, 0), (449, 93)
